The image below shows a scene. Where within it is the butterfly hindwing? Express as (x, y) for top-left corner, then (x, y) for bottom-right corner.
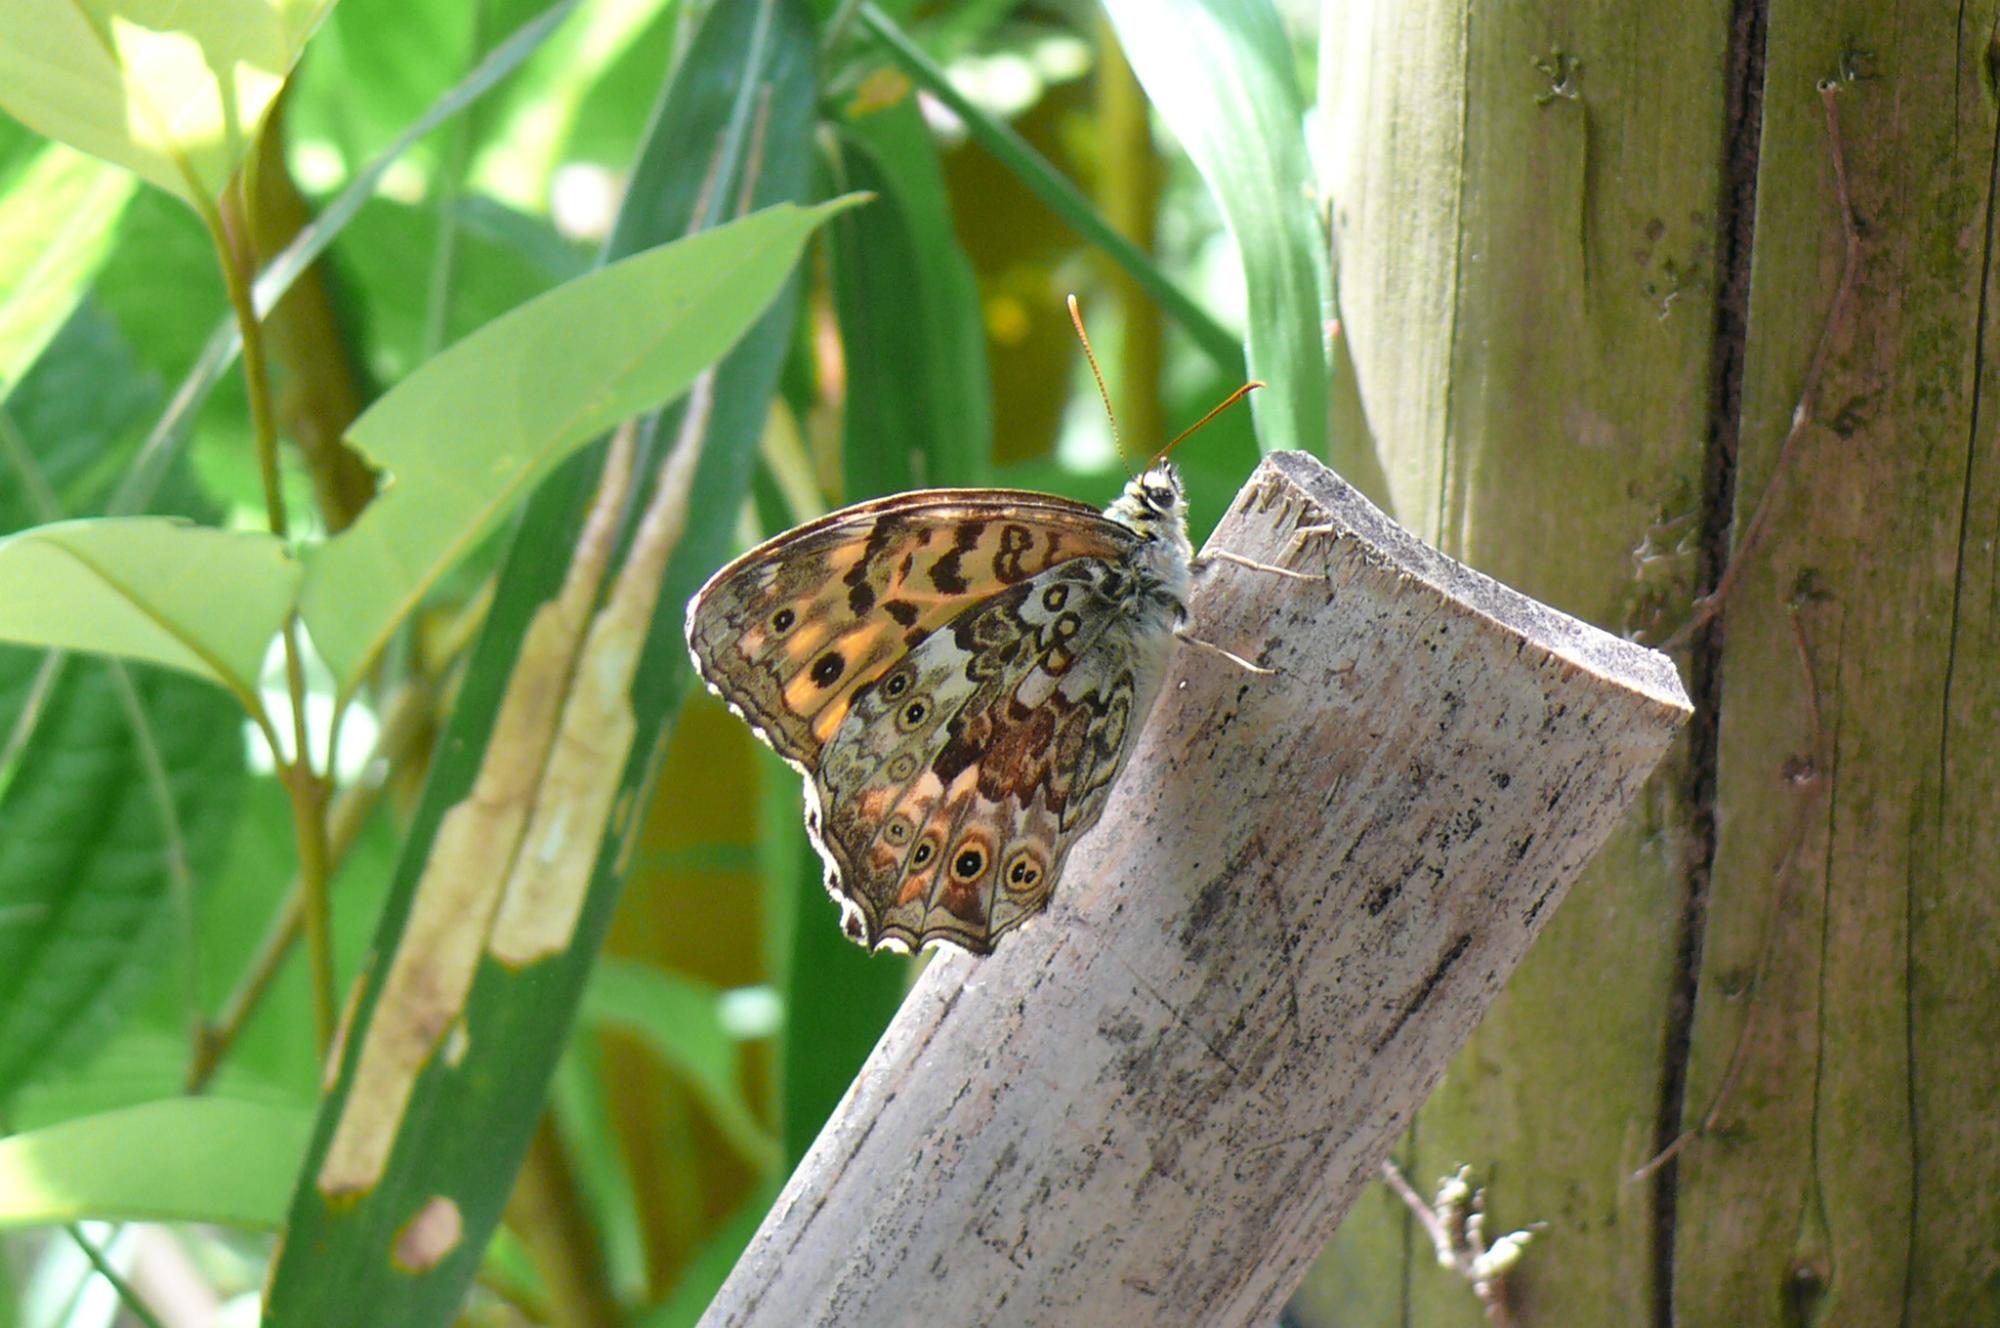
(812, 558), (1167, 953)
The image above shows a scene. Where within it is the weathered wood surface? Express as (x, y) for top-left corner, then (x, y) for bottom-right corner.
(700, 451), (1691, 1327)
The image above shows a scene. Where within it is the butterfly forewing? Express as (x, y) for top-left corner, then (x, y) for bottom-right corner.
(686, 491), (1136, 766)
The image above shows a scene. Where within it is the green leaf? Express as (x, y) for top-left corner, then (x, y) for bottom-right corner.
(329, 196), (588, 388)
(0, 1098), (310, 1228)
(582, 959), (777, 1173)
(0, 144), (137, 393)
(0, 303), (161, 523)
(265, 2), (824, 1322)
(1102, 0), (1330, 456)
(0, 0), (337, 205)
(827, 122), (990, 494)
(96, 0), (581, 522)
(838, 101), (991, 485)
(0, 652), (246, 1103)
(827, 144), (923, 497)
(775, 819), (906, 1168)
(0, 298), (245, 1110)
(0, 518), (298, 698)
(299, 195), (864, 694)
(857, 3), (1243, 377)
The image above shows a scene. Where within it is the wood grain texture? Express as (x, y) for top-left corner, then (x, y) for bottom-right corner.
(1675, 16), (2000, 1326)
(700, 452), (1690, 1327)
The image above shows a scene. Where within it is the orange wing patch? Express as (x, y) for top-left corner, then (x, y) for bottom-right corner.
(687, 493), (1132, 769)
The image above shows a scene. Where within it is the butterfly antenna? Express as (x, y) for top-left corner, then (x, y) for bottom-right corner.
(1067, 294), (1128, 477)
(1144, 380), (1265, 471)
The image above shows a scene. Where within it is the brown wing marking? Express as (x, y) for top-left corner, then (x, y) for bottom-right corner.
(685, 491), (1132, 770)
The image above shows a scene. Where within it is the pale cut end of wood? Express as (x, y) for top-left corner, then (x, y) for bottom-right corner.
(702, 451), (1693, 1328)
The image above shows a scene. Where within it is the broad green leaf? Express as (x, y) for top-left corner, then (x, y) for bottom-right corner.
(0, 304), (159, 521)
(299, 195), (863, 693)
(0, 653), (245, 1103)
(98, 0), (582, 523)
(1102, 0), (1331, 456)
(90, 188), (224, 390)
(0, 518), (297, 698)
(0, 144), (136, 392)
(0, 0), (337, 205)
(583, 958), (777, 1172)
(0, 1098), (310, 1228)
(329, 196), (588, 388)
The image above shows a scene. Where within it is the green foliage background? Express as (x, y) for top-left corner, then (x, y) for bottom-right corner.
(0, 0), (1329, 1323)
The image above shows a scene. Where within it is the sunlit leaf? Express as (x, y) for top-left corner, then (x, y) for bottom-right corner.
(0, 0), (337, 204)
(0, 518), (298, 698)
(0, 144), (137, 392)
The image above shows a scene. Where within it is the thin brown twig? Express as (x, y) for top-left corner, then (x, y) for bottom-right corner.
(1662, 82), (1861, 652)
(1634, 593), (1827, 1179)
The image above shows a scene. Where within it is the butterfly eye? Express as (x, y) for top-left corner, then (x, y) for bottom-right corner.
(951, 846), (988, 881)
(1143, 484), (1173, 510)
(1002, 849), (1046, 894)
(770, 607), (796, 633)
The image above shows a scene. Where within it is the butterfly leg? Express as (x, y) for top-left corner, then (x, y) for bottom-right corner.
(1175, 626), (1275, 675)
(1193, 548), (1328, 581)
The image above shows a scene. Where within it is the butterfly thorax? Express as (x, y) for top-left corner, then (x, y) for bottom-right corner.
(1101, 461), (1194, 626)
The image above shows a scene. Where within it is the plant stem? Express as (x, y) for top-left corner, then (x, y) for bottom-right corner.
(62, 1224), (169, 1328)
(217, 182), (289, 543)
(209, 175), (338, 1052)
(285, 759), (337, 1051)
(187, 682), (427, 1091)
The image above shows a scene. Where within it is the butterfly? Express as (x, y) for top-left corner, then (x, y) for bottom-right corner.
(686, 306), (1262, 955)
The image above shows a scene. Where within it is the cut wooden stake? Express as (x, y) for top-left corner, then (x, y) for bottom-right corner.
(701, 452), (1691, 1327)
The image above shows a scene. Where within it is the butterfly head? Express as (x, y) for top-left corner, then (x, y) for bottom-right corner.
(1106, 461), (1192, 558)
